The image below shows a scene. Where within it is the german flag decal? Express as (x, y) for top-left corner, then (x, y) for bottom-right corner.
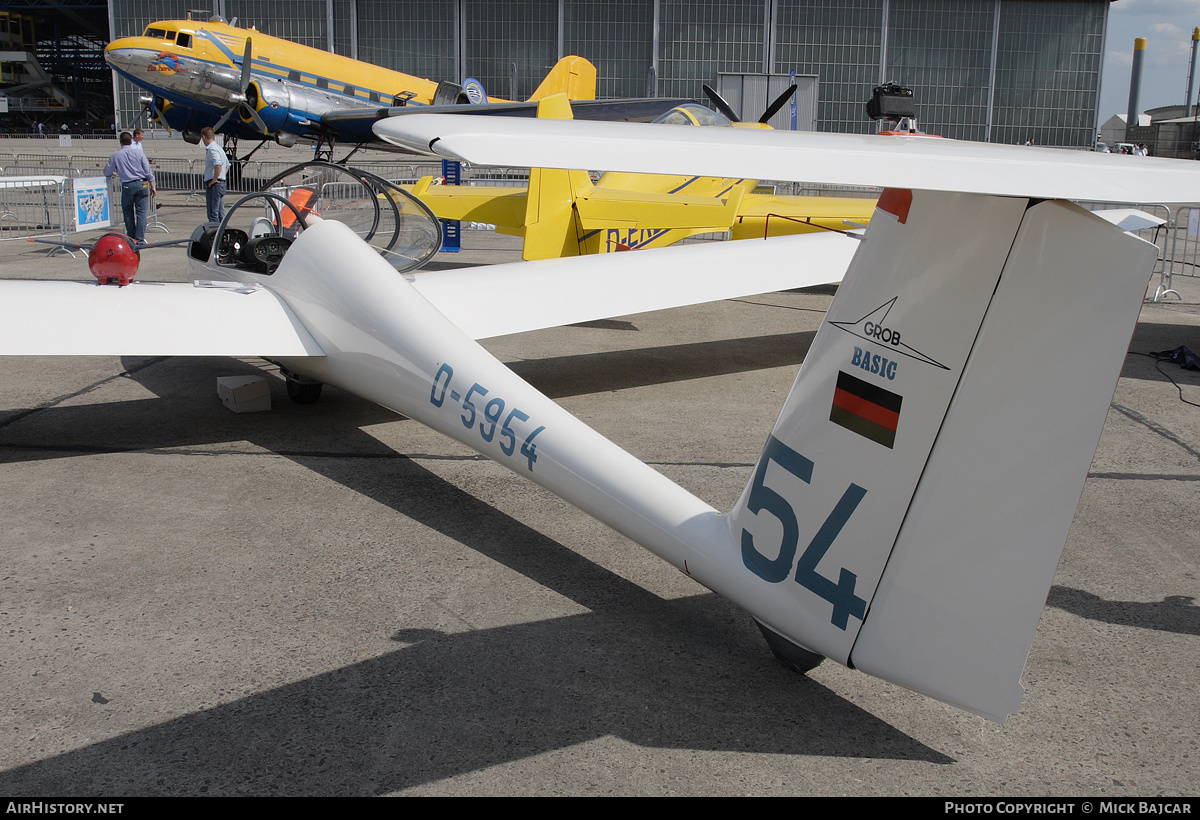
(830, 371), (902, 448)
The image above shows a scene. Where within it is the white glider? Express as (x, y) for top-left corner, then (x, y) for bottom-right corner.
(3, 122), (1197, 722)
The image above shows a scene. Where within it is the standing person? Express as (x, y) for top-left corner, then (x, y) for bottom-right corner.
(102, 131), (157, 244)
(131, 128), (146, 153)
(200, 126), (228, 224)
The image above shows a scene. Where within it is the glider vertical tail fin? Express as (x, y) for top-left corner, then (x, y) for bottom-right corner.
(847, 198), (1156, 720)
(528, 56), (597, 102)
(723, 190), (1157, 720)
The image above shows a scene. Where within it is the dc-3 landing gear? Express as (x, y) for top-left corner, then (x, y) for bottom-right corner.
(755, 621), (825, 673)
(279, 366), (323, 404)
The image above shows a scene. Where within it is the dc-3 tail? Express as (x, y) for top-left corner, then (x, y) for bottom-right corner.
(527, 56), (597, 102)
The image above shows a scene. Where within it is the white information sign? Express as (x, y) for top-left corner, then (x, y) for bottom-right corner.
(73, 176), (111, 231)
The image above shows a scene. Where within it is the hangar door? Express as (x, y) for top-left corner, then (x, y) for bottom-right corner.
(716, 73), (818, 131)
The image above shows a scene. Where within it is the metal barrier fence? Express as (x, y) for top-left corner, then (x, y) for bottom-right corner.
(13, 153), (75, 176)
(771, 180), (883, 199)
(1158, 205), (1200, 300)
(0, 175), (71, 242)
(1079, 202), (1176, 301)
(0, 153), (581, 194)
(0, 160), (173, 242)
(1077, 201), (1200, 301)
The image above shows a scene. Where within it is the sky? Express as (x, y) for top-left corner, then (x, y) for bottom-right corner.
(1099, 0), (1200, 121)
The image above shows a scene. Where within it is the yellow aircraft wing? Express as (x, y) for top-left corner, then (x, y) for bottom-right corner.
(409, 94), (877, 260)
(732, 193), (876, 240)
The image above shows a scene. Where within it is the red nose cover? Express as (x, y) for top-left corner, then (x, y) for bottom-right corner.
(88, 234), (141, 286)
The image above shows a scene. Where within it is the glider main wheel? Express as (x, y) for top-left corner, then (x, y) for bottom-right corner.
(755, 620), (825, 674)
(285, 376), (323, 405)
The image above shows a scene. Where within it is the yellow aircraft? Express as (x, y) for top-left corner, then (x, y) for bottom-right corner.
(408, 95), (878, 261)
(103, 14), (601, 154)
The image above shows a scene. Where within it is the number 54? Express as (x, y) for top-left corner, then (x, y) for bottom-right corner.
(741, 436), (868, 630)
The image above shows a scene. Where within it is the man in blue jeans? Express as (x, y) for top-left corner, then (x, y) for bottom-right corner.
(200, 126), (228, 224)
(102, 131), (156, 244)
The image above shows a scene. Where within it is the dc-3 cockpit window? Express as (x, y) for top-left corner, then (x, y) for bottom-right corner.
(144, 27), (170, 39)
(652, 103), (733, 127)
(259, 162), (442, 273)
(175, 31), (192, 48)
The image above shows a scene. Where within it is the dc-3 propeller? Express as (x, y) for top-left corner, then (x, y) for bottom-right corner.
(213, 38), (270, 135)
(130, 94), (172, 134)
(701, 82), (798, 125)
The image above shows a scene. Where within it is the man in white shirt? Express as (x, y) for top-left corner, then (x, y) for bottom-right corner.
(200, 126), (229, 224)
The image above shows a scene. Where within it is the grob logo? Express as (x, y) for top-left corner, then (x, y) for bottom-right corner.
(829, 297), (949, 370)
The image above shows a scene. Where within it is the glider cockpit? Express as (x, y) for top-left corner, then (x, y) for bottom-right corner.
(186, 162), (443, 285)
(187, 193), (308, 275)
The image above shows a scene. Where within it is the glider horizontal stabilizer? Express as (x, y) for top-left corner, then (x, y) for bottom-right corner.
(411, 230), (856, 339)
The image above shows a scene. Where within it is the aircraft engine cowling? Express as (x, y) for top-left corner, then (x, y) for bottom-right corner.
(241, 79), (299, 135)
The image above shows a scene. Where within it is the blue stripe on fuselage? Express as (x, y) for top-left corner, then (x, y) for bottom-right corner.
(668, 177), (699, 194)
(194, 30), (393, 101)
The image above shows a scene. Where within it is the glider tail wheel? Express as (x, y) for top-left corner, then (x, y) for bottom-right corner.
(755, 622), (825, 674)
(277, 366), (323, 404)
(285, 375), (323, 404)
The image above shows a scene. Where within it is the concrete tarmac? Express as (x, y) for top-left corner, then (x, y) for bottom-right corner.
(0, 188), (1198, 796)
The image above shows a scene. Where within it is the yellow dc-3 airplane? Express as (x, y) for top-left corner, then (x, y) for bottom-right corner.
(103, 13), (686, 159)
(105, 15), (876, 257)
(413, 95), (878, 260)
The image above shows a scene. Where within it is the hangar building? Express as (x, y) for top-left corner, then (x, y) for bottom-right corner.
(107, 0), (1110, 147)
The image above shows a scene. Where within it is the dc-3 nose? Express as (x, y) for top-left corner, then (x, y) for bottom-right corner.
(103, 39), (187, 83)
(102, 39), (143, 73)
(104, 38), (243, 109)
